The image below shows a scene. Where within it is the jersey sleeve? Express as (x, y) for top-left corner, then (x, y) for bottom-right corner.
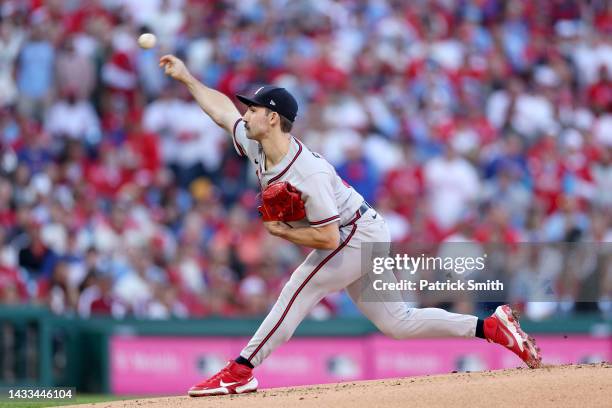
(298, 172), (340, 227)
(231, 118), (258, 163)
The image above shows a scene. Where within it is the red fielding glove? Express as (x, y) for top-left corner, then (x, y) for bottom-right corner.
(258, 181), (306, 222)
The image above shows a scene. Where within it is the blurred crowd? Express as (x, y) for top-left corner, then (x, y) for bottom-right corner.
(0, 0), (610, 320)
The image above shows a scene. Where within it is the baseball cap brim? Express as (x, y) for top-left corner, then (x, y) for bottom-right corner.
(236, 94), (262, 107)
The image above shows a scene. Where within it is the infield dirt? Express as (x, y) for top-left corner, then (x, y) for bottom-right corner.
(66, 363), (611, 408)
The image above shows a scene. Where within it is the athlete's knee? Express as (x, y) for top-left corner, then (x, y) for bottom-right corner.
(371, 312), (406, 339)
(371, 305), (413, 339)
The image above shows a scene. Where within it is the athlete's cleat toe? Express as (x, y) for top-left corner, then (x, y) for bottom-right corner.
(484, 305), (542, 369)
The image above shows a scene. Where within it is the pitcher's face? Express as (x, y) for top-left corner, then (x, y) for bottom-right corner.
(243, 106), (274, 141)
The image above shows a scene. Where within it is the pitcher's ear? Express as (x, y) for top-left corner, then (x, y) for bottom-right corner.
(268, 111), (279, 125)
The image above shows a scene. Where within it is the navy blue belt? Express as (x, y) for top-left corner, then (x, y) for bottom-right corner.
(358, 201), (373, 216)
(343, 201), (373, 227)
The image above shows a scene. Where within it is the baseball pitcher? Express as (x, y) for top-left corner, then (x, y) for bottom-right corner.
(159, 55), (542, 397)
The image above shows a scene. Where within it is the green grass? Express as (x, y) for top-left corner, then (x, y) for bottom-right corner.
(0, 394), (133, 408)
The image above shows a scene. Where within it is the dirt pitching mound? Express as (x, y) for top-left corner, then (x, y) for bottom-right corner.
(73, 363), (611, 408)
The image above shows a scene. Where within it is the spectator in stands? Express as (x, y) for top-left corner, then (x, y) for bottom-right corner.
(45, 260), (79, 314)
(423, 143), (480, 232)
(44, 89), (101, 143)
(55, 35), (96, 100)
(17, 222), (57, 280)
(588, 65), (612, 114)
(16, 23), (54, 120)
(0, 16), (24, 108)
(78, 271), (124, 317)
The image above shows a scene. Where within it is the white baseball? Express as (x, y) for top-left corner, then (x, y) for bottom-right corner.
(138, 33), (157, 49)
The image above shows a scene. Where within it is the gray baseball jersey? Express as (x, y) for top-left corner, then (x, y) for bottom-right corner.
(232, 118), (364, 227)
(230, 118), (478, 367)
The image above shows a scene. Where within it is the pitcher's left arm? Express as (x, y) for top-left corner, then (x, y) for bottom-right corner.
(263, 221), (340, 250)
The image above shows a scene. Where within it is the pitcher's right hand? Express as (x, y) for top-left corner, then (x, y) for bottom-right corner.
(160, 55), (191, 83)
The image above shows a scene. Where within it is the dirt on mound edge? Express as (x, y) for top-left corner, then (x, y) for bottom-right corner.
(68, 363), (612, 408)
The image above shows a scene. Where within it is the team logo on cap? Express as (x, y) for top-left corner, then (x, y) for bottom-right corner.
(270, 100), (276, 106)
(255, 86), (265, 94)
